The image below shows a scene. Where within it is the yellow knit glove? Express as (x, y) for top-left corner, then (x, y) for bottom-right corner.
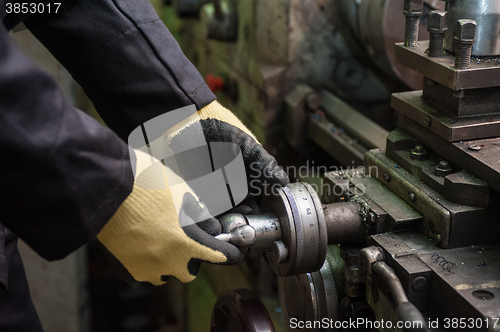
(97, 149), (241, 284)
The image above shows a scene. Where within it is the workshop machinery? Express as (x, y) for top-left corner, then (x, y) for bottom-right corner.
(207, 1), (500, 331)
(161, 0), (500, 331)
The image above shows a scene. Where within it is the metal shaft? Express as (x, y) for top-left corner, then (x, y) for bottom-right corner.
(454, 19), (477, 70)
(323, 202), (364, 245)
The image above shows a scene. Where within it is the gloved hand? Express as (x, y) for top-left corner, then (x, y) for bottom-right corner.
(97, 149), (243, 284)
(168, 100), (289, 194)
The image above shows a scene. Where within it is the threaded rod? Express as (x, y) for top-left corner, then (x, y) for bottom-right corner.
(405, 16), (420, 47)
(428, 33), (445, 57)
(455, 43), (473, 69)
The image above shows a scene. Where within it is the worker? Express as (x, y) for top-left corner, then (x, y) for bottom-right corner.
(0, 0), (289, 330)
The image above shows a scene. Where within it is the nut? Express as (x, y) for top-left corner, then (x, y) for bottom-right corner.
(411, 145), (428, 161)
(404, 0), (423, 16)
(454, 19), (477, 43)
(428, 10), (447, 33)
(435, 160), (452, 177)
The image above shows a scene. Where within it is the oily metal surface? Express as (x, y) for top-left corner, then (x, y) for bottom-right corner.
(392, 91), (500, 142)
(393, 114), (500, 193)
(395, 41), (500, 90)
(307, 115), (366, 167)
(366, 149), (500, 248)
(367, 232), (500, 328)
(385, 129), (499, 208)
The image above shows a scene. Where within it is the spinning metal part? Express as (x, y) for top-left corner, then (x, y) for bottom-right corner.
(211, 289), (275, 332)
(277, 253), (339, 332)
(217, 182), (355, 277)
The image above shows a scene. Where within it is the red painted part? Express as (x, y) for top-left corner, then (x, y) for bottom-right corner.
(206, 73), (225, 92)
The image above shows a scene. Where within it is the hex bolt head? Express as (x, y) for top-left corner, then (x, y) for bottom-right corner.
(404, 0), (424, 16)
(435, 160), (453, 177)
(428, 11), (447, 57)
(411, 145), (428, 161)
(428, 10), (447, 33)
(455, 19), (477, 44)
(404, 0), (423, 47)
(454, 19), (477, 69)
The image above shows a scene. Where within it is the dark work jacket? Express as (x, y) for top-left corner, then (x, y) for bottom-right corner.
(0, 0), (216, 289)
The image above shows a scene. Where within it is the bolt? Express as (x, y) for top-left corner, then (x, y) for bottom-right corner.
(404, 0), (424, 47)
(412, 276), (428, 292)
(424, 117), (432, 126)
(454, 19), (477, 69)
(383, 173), (391, 182)
(435, 160), (452, 177)
(428, 10), (447, 57)
(409, 192), (416, 202)
(411, 145), (428, 161)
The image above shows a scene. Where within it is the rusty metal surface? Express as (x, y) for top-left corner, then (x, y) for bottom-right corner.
(395, 41), (500, 90)
(392, 91), (500, 142)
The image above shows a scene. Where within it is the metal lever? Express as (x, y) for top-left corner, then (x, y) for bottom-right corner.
(215, 225), (256, 247)
(359, 247), (429, 332)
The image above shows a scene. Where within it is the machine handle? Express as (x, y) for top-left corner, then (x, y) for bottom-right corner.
(397, 302), (429, 332)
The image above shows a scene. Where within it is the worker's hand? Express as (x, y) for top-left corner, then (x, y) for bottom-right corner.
(168, 101), (289, 195)
(97, 149), (243, 285)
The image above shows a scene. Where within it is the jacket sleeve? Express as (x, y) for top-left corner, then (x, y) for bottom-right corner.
(0, 22), (134, 261)
(25, 0), (217, 141)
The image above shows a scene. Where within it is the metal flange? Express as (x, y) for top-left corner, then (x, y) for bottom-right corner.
(278, 255), (339, 332)
(263, 182), (328, 277)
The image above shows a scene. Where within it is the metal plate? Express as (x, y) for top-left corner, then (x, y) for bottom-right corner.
(365, 149), (500, 248)
(395, 41), (500, 91)
(392, 91), (500, 142)
(393, 114), (500, 193)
